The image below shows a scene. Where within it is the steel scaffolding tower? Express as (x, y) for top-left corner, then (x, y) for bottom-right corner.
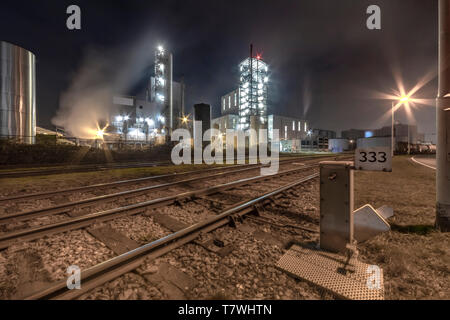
(238, 45), (269, 131)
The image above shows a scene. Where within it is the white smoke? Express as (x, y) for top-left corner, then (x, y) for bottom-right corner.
(52, 49), (114, 138)
(52, 32), (161, 139)
(302, 76), (312, 118)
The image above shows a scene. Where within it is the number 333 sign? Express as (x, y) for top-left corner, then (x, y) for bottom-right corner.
(355, 147), (392, 172)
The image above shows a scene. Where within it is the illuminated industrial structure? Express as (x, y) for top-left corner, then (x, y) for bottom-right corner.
(109, 45), (184, 144)
(238, 50), (269, 132)
(153, 46), (174, 131)
(214, 46), (312, 152)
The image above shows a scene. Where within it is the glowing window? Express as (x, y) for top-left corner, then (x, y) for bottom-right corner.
(293, 121), (295, 131)
(228, 96), (231, 109)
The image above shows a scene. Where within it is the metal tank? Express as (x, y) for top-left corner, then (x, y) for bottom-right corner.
(0, 41), (36, 144)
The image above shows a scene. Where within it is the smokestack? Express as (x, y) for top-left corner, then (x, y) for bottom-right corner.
(436, 0), (450, 231)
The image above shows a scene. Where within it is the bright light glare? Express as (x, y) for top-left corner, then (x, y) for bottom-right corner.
(96, 129), (105, 139)
(370, 69), (436, 124)
(158, 45), (164, 52)
(145, 118), (154, 126)
(157, 94), (165, 102)
(159, 115), (165, 124)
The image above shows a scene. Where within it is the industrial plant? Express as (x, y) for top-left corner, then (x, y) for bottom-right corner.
(0, 0), (448, 306)
(105, 46), (185, 147)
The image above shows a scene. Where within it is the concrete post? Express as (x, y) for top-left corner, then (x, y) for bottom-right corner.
(436, 0), (450, 231)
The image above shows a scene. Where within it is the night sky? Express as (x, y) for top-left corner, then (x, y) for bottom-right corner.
(0, 0), (440, 136)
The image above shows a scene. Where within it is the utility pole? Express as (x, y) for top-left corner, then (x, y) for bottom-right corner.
(408, 124), (410, 155)
(391, 102), (395, 157)
(436, 0), (450, 231)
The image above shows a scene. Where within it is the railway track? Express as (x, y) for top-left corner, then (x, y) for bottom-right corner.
(0, 160), (173, 179)
(0, 155), (331, 179)
(0, 155), (350, 300)
(24, 171), (319, 300)
(0, 155), (326, 203)
(0, 156), (343, 226)
(0, 164), (318, 250)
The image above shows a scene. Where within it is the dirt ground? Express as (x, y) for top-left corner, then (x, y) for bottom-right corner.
(355, 156), (449, 300)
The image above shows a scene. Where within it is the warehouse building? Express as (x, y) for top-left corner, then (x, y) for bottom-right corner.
(342, 123), (426, 152)
(221, 89), (240, 116)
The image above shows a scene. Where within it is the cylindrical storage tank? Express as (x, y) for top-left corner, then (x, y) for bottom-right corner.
(0, 41), (36, 144)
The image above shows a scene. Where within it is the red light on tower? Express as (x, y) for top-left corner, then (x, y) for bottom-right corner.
(256, 54), (261, 60)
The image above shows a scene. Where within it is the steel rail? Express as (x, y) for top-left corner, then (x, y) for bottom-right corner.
(0, 165), (319, 250)
(0, 163), (260, 203)
(0, 154), (333, 203)
(0, 155), (309, 179)
(25, 172), (319, 300)
(0, 161), (315, 225)
(0, 160), (172, 179)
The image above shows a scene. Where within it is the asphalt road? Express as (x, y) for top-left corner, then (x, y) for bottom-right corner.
(411, 156), (436, 170)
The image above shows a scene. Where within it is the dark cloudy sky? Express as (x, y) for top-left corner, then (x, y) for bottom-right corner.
(0, 0), (440, 135)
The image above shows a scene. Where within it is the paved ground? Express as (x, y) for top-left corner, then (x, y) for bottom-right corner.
(411, 155), (436, 170)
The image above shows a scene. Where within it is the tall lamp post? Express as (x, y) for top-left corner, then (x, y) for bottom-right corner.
(391, 102), (395, 157)
(436, 0), (450, 231)
(391, 96), (410, 157)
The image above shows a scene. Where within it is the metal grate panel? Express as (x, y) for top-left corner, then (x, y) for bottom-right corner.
(276, 244), (384, 300)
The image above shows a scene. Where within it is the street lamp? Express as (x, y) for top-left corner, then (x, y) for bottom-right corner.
(391, 95), (411, 157)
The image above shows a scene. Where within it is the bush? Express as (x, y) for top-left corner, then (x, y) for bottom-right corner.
(0, 140), (172, 166)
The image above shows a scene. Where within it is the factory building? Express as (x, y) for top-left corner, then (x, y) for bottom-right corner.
(328, 138), (350, 153)
(268, 115), (308, 141)
(211, 113), (310, 153)
(221, 89), (239, 116)
(0, 41), (36, 144)
(342, 123), (426, 152)
(211, 114), (239, 133)
(268, 115), (309, 153)
(301, 128), (336, 151)
(213, 47), (317, 153)
(341, 129), (366, 141)
(110, 46), (184, 143)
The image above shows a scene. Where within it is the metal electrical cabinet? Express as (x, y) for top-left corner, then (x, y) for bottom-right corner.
(319, 161), (354, 253)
